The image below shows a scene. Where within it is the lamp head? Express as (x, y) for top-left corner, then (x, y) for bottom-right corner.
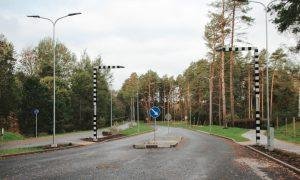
(68, 12), (82, 16)
(27, 15), (40, 18)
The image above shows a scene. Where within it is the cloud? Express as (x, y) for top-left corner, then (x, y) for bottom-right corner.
(0, 0), (298, 89)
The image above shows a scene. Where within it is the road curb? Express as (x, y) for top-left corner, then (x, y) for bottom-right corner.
(0, 144), (83, 159)
(94, 130), (154, 144)
(0, 129), (154, 159)
(245, 145), (300, 174)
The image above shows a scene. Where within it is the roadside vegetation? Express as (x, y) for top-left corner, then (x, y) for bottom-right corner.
(275, 122), (300, 144)
(158, 121), (249, 142)
(0, 147), (43, 156)
(0, 132), (24, 142)
(120, 123), (153, 136)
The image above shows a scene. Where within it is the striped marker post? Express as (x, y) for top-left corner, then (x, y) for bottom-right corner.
(216, 46), (260, 144)
(93, 65), (125, 141)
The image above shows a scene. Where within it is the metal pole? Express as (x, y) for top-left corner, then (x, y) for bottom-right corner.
(52, 23), (57, 147)
(35, 114), (38, 138)
(93, 67), (97, 141)
(110, 90), (113, 127)
(137, 78), (140, 132)
(298, 87), (300, 118)
(188, 82), (191, 127)
(209, 78), (212, 133)
(265, 6), (271, 150)
(154, 118), (156, 142)
(137, 92), (139, 132)
(133, 97), (135, 122)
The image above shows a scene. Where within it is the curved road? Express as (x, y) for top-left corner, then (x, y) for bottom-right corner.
(0, 126), (298, 179)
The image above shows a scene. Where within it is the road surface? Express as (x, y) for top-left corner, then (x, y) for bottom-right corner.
(0, 126), (298, 179)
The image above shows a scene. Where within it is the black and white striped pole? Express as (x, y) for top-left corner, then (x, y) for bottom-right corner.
(216, 46), (260, 144)
(93, 65), (125, 141)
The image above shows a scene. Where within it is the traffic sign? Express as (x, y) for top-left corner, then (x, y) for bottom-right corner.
(149, 106), (160, 119)
(165, 113), (172, 121)
(33, 108), (39, 115)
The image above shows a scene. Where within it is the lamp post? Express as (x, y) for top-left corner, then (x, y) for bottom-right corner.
(110, 89), (113, 127)
(201, 76), (215, 133)
(27, 13), (81, 147)
(234, 0), (276, 150)
(137, 79), (140, 132)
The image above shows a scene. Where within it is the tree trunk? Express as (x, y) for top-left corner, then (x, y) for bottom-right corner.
(210, 55), (215, 126)
(221, 0), (227, 127)
(229, 3), (236, 126)
(248, 65), (252, 120)
(270, 70), (276, 121)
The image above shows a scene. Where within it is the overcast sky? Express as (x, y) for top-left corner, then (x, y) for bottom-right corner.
(0, 0), (297, 89)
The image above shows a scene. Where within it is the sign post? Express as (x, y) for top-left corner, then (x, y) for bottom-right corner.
(33, 108), (39, 138)
(149, 106), (161, 142)
(165, 113), (172, 134)
(1, 128), (4, 141)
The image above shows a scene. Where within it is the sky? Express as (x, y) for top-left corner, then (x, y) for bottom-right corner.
(0, 0), (298, 90)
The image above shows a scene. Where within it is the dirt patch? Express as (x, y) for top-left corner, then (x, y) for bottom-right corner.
(251, 145), (300, 169)
(96, 162), (119, 169)
(82, 134), (125, 142)
(222, 139), (300, 179)
(43, 143), (75, 150)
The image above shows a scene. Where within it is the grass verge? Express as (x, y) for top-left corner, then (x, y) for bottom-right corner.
(0, 132), (24, 142)
(275, 122), (300, 144)
(0, 147), (43, 156)
(120, 123), (153, 136)
(158, 121), (249, 142)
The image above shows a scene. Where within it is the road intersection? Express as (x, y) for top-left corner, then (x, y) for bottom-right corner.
(0, 126), (298, 179)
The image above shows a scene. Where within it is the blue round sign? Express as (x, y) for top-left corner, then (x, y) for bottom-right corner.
(149, 106), (160, 119)
(33, 108), (39, 115)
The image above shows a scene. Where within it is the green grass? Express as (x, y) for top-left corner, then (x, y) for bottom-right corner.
(275, 122), (300, 144)
(0, 132), (24, 142)
(120, 123), (153, 136)
(0, 147), (43, 156)
(158, 121), (249, 142)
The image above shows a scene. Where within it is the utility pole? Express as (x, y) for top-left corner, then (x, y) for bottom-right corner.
(188, 82), (191, 127)
(133, 97), (135, 122)
(148, 83), (151, 122)
(209, 77), (213, 133)
(137, 79), (140, 132)
(110, 90), (113, 127)
(163, 86), (166, 122)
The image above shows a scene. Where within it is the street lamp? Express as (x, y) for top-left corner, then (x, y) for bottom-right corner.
(27, 12), (81, 147)
(234, 0), (276, 150)
(200, 76), (216, 133)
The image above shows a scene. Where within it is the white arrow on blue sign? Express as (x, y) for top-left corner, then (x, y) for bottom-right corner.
(149, 106), (160, 119)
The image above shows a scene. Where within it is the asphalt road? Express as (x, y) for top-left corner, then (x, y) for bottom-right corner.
(0, 126), (298, 180)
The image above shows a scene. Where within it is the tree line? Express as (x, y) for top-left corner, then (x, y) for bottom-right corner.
(0, 36), (125, 136)
(118, 0), (299, 127)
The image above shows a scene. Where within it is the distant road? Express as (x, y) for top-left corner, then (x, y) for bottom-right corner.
(0, 126), (298, 179)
